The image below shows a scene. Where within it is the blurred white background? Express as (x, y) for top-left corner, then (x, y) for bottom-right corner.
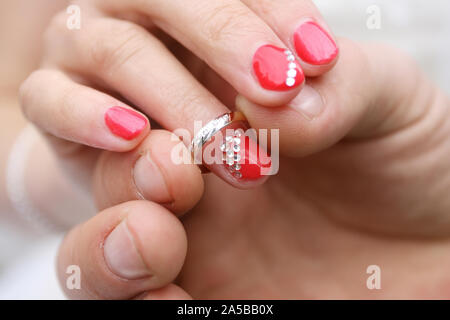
(317, 0), (450, 93)
(1, 0), (449, 299)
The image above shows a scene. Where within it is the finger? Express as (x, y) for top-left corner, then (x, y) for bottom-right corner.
(19, 69), (149, 152)
(135, 284), (192, 300)
(94, 0), (305, 107)
(58, 200), (187, 300)
(93, 130), (204, 216)
(236, 38), (431, 156)
(47, 16), (271, 188)
(44, 14), (226, 132)
(242, 0), (339, 77)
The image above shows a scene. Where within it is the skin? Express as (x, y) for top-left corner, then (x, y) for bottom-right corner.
(178, 43), (450, 299)
(12, 0), (450, 299)
(0, 0), (84, 229)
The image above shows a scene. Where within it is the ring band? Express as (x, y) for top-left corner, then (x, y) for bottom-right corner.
(190, 111), (246, 160)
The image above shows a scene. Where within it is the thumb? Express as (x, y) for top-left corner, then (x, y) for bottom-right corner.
(236, 38), (437, 157)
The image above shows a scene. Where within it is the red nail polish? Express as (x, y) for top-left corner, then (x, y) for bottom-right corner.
(293, 21), (338, 65)
(221, 131), (271, 180)
(105, 106), (147, 140)
(253, 45), (304, 91)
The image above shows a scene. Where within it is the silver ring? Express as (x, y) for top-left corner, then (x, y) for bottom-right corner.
(190, 112), (246, 161)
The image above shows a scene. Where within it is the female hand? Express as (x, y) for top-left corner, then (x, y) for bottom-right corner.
(21, 0), (450, 299)
(18, 0), (337, 298)
(52, 40), (450, 299)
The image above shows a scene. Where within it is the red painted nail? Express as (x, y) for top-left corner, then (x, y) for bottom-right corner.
(293, 21), (338, 65)
(253, 45), (304, 91)
(221, 131), (271, 180)
(105, 106), (147, 140)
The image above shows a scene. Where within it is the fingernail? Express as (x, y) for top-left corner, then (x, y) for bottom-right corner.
(293, 21), (338, 65)
(104, 219), (150, 279)
(133, 151), (172, 203)
(289, 85), (325, 120)
(221, 130), (272, 180)
(253, 44), (304, 91)
(105, 106), (147, 140)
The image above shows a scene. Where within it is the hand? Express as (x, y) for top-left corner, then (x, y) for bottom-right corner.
(20, 0), (450, 299)
(21, 0), (342, 192)
(184, 42), (450, 298)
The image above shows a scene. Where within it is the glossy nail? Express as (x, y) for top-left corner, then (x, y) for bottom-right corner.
(221, 131), (272, 180)
(105, 106), (147, 140)
(293, 21), (338, 65)
(104, 219), (150, 279)
(253, 45), (304, 91)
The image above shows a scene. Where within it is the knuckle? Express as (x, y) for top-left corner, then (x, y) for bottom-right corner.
(199, 4), (257, 45)
(87, 19), (148, 73)
(255, 0), (278, 16)
(179, 94), (210, 125)
(158, 81), (210, 126)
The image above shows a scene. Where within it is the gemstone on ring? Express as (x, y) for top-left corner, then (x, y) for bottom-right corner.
(221, 130), (244, 179)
